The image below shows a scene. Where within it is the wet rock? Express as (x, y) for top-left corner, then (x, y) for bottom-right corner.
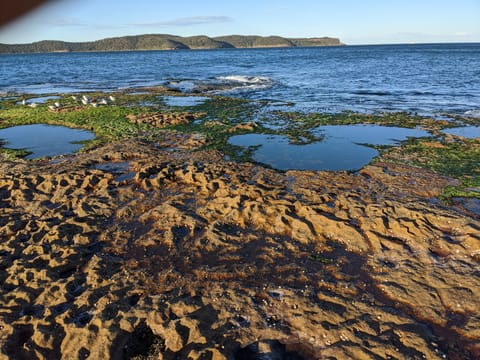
(126, 111), (203, 128)
(0, 138), (479, 360)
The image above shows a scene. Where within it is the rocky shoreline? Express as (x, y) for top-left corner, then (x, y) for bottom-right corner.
(1, 130), (479, 359)
(1, 89), (480, 359)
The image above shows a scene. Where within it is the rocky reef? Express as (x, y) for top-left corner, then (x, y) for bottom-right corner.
(1, 132), (479, 359)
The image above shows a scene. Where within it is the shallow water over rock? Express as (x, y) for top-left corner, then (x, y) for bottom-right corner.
(162, 95), (209, 107)
(16, 95), (61, 105)
(94, 161), (135, 182)
(229, 124), (431, 171)
(453, 197), (480, 216)
(0, 124), (95, 159)
(442, 126), (480, 139)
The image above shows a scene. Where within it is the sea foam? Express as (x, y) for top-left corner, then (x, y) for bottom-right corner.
(215, 75), (273, 92)
(464, 109), (480, 118)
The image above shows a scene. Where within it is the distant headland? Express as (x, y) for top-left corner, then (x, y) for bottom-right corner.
(0, 34), (344, 54)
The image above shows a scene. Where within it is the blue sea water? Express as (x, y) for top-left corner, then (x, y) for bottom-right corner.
(1, 43), (479, 117)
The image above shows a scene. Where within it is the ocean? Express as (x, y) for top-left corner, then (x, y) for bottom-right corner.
(1, 43), (479, 118)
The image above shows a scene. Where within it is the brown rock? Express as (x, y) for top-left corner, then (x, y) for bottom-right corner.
(0, 138), (479, 359)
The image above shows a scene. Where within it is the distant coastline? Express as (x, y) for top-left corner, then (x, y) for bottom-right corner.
(0, 34), (344, 54)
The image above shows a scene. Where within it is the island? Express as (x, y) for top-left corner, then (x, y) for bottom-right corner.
(0, 34), (344, 54)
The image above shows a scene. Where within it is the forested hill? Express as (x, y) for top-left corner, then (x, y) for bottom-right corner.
(0, 34), (344, 54)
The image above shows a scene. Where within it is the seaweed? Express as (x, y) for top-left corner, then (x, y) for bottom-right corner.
(2, 91), (479, 203)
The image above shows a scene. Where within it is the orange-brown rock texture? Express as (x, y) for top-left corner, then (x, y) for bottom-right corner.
(0, 133), (479, 359)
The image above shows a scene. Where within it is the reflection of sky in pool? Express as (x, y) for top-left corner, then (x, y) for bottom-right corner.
(127, 91), (151, 95)
(163, 96), (208, 107)
(453, 197), (480, 216)
(17, 95), (61, 105)
(0, 124), (95, 159)
(228, 124), (430, 171)
(442, 126), (480, 139)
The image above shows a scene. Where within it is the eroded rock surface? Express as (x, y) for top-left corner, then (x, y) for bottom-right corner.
(126, 112), (204, 128)
(0, 133), (479, 359)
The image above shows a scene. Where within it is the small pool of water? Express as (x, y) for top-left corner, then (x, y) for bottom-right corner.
(17, 95), (61, 105)
(128, 91), (151, 95)
(137, 101), (157, 107)
(0, 124), (95, 159)
(442, 126), (480, 139)
(94, 162), (130, 173)
(453, 197), (480, 216)
(163, 96), (208, 107)
(228, 124), (431, 171)
(94, 161), (135, 182)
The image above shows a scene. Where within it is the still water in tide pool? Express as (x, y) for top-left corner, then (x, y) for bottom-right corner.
(442, 126), (480, 139)
(228, 124), (431, 171)
(163, 96), (209, 107)
(0, 124), (95, 159)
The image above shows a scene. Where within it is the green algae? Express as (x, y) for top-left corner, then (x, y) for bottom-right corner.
(0, 144), (31, 160)
(1, 91), (479, 203)
(186, 96), (257, 124)
(381, 137), (480, 200)
(440, 178), (480, 203)
(308, 254), (334, 264)
(270, 110), (458, 130)
(0, 106), (144, 146)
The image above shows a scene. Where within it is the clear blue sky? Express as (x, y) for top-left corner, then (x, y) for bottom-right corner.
(0, 0), (479, 44)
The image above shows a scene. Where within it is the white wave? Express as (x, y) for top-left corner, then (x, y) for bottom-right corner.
(216, 75), (272, 85)
(464, 109), (480, 118)
(164, 75), (273, 94)
(165, 80), (196, 92)
(212, 75), (274, 93)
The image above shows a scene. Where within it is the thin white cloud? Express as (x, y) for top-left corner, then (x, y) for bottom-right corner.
(45, 18), (127, 31)
(131, 16), (233, 27)
(46, 17), (86, 27)
(43, 15), (233, 30)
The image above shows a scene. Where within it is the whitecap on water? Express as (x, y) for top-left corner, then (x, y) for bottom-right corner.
(165, 80), (197, 92)
(464, 109), (480, 118)
(165, 75), (274, 94)
(214, 75), (274, 92)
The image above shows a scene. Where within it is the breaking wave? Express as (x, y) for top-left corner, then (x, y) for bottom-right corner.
(165, 75), (274, 94)
(216, 75), (272, 86)
(464, 109), (480, 118)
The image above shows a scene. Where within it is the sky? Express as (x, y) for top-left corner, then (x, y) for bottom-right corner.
(0, 0), (479, 45)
